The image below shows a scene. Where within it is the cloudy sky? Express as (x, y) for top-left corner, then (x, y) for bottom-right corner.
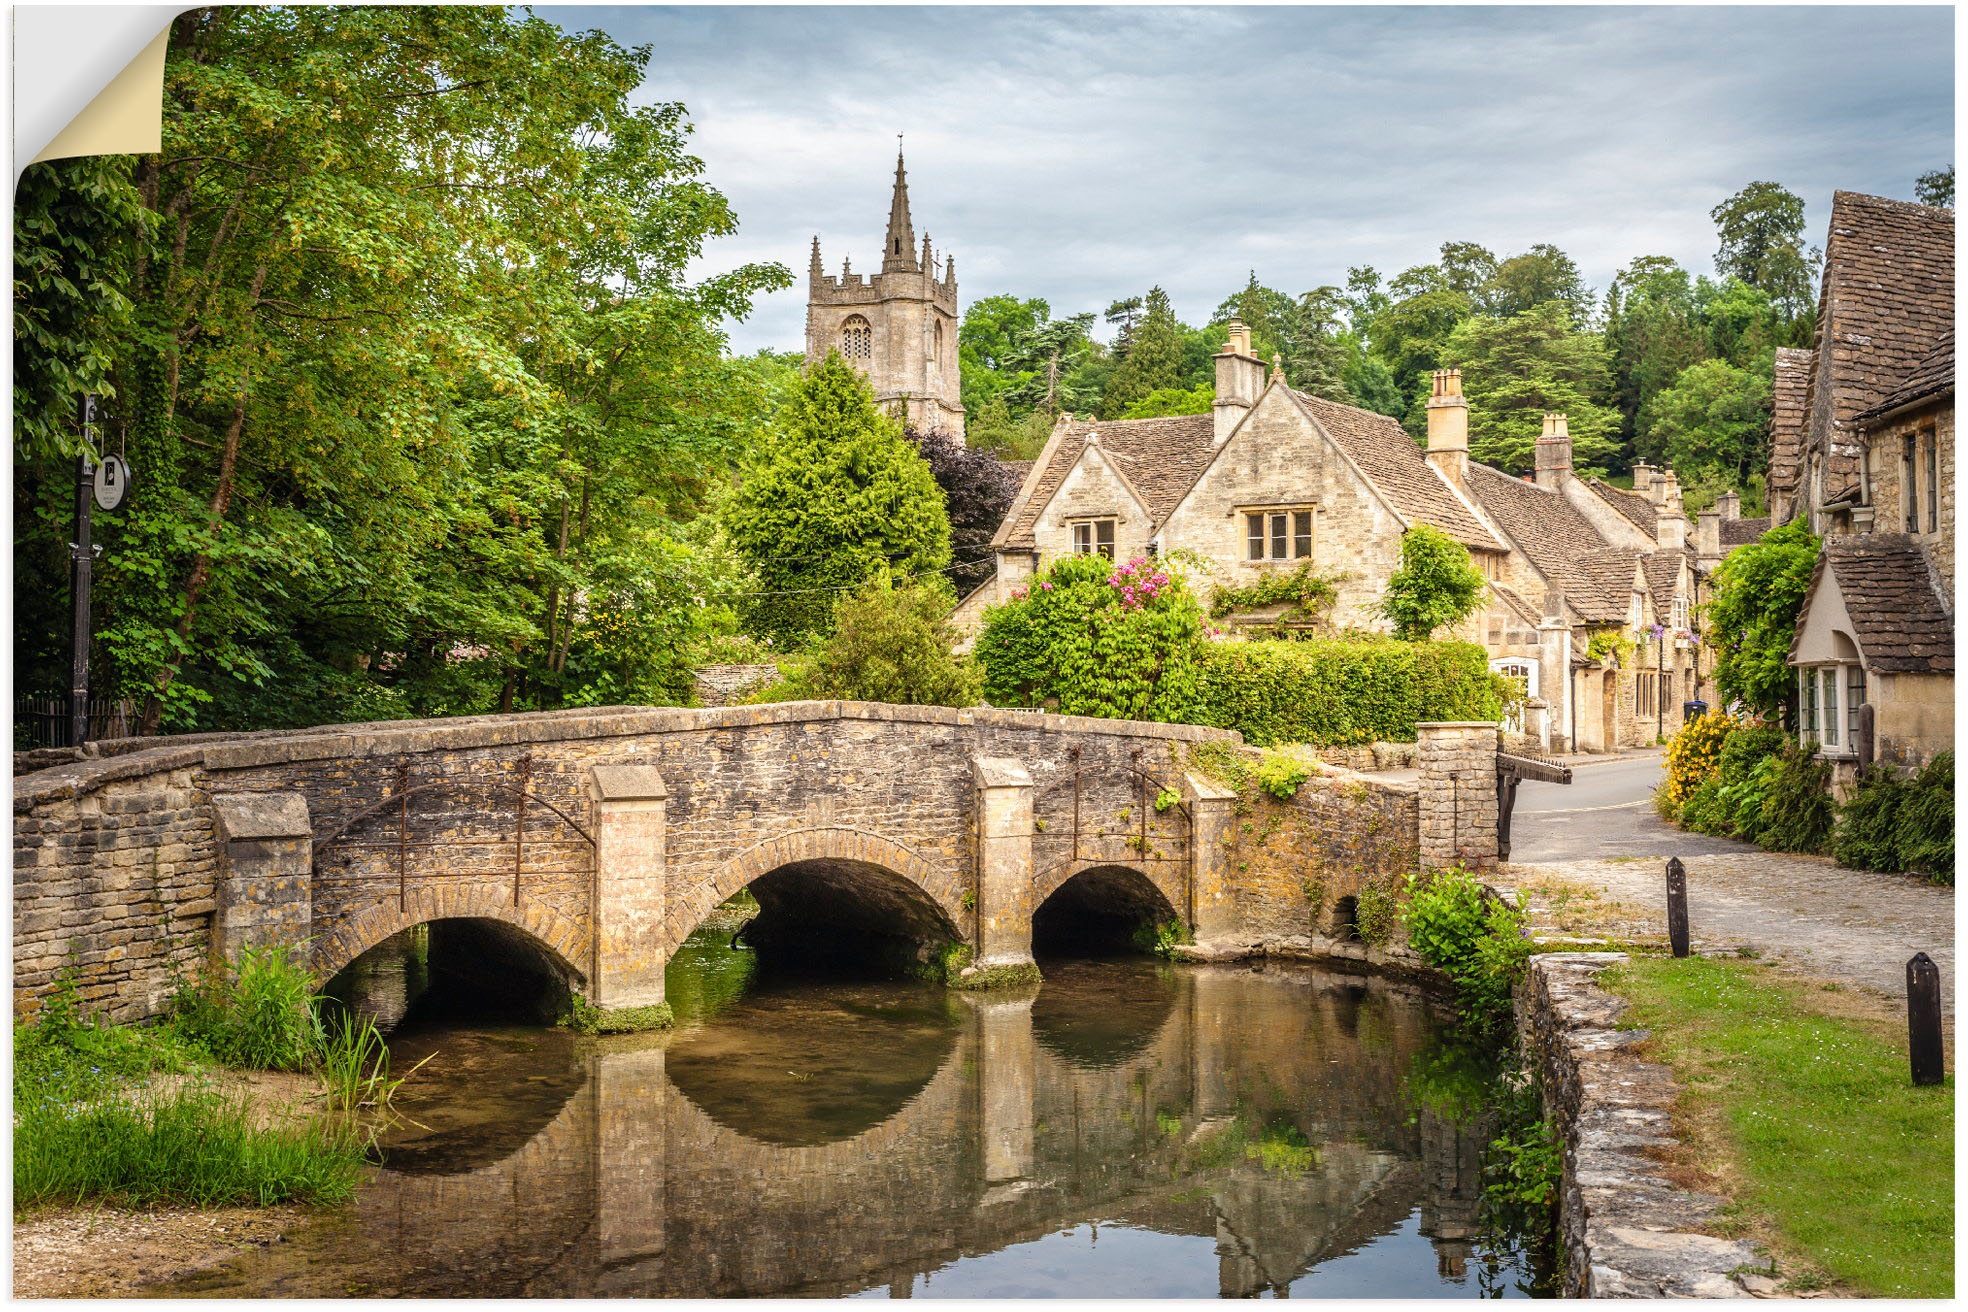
(551, 5), (1953, 353)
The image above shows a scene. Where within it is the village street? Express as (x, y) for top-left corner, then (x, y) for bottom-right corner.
(1497, 750), (1956, 1017)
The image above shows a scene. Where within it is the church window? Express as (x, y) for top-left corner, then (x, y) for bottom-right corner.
(1071, 519), (1116, 559)
(841, 315), (872, 360)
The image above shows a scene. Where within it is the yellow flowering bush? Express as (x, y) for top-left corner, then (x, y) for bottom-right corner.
(1659, 710), (1738, 811)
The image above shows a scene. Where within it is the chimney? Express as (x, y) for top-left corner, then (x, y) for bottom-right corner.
(1631, 462), (1656, 501)
(1696, 504), (1721, 560)
(1660, 467), (1682, 513)
(1425, 369), (1469, 486)
(1212, 318), (1266, 445)
(1533, 413), (1572, 492)
(1717, 489), (1741, 521)
(1658, 507), (1687, 552)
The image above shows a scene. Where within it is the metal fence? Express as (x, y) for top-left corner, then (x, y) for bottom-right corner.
(14, 697), (137, 749)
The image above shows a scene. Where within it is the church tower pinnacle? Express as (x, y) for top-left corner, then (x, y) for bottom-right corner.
(804, 146), (964, 439)
(882, 146), (917, 273)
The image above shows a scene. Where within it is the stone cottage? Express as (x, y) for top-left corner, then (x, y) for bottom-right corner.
(949, 324), (1705, 753)
(1774, 191), (1954, 781)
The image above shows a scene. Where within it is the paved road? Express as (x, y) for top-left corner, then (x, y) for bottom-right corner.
(1500, 750), (1954, 1017)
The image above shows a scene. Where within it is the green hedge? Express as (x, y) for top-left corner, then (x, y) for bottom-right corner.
(1191, 636), (1506, 747)
(1833, 753), (1954, 885)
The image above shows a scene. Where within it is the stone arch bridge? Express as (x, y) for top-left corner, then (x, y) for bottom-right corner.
(13, 703), (1500, 1025)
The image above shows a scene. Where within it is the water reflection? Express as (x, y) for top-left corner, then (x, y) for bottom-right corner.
(164, 936), (1545, 1298)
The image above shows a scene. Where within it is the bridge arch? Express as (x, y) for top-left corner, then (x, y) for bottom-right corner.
(317, 888), (589, 988)
(667, 827), (968, 974)
(1031, 862), (1184, 958)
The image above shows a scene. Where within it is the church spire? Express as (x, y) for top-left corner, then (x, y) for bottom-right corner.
(882, 142), (918, 273)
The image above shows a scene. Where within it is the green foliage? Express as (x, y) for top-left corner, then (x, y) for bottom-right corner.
(1153, 786), (1182, 813)
(1706, 517), (1820, 718)
(1355, 879), (1399, 947)
(315, 1009), (426, 1115)
(1400, 866), (1535, 1031)
(975, 553), (1204, 722)
(1833, 753), (1953, 884)
(1710, 181), (1821, 321)
(1253, 749), (1313, 801)
(1915, 167), (1953, 209)
(785, 572), (980, 707)
(172, 944), (322, 1072)
(1207, 563), (1341, 629)
(1131, 919), (1195, 960)
(724, 352), (952, 646)
(1606, 954), (1953, 1297)
(1585, 627), (1636, 667)
(14, 8), (791, 731)
(1439, 301), (1621, 474)
(13, 156), (153, 466)
(1193, 636), (1503, 747)
(1644, 357), (1773, 487)
(564, 996), (674, 1034)
(1487, 1111), (1563, 1209)
(1757, 745), (1836, 854)
(1101, 286), (1187, 417)
(1378, 525), (1489, 641)
(1660, 709), (1738, 810)
(1121, 382), (1214, 419)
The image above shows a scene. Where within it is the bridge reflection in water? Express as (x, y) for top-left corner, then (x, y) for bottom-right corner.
(168, 952), (1533, 1299)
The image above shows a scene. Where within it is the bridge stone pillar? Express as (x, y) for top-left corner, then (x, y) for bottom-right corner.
(1416, 722), (1500, 872)
(211, 793), (313, 966)
(1183, 773), (1241, 946)
(967, 757), (1040, 986)
(589, 765), (672, 1026)
(593, 1042), (668, 1291)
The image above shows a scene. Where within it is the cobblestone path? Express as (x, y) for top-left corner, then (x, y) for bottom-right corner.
(1496, 851), (1955, 1019)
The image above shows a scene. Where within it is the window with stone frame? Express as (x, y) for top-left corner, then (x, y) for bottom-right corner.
(1924, 424), (1938, 532)
(1903, 433), (1919, 532)
(840, 315), (873, 360)
(1243, 508), (1314, 562)
(1070, 518), (1116, 559)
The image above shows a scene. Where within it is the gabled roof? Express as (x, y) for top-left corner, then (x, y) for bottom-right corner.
(1790, 533), (1953, 674)
(1463, 464), (1635, 623)
(1720, 517), (1770, 547)
(1640, 551), (1685, 624)
(994, 413), (1215, 549)
(1491, 583), (1542, 628)
(1288, 390), (1505, 552)
(1767, 347), (1814, 498)
(1859, 328), (1955, 423)
(1587, 478), (1658, 534)
(1804, 191), (1954, 494)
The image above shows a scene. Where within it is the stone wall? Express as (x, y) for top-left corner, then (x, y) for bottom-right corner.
(1416, 722), (1500, 872)
(689, 665), (779, 708)
(1517, 953), (1766, 1298)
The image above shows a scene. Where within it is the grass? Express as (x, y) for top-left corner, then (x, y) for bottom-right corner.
(1604, 954), (1953, 1297)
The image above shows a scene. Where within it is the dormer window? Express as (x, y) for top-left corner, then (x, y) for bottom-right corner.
(1071, 519), (1116, 559)
(1244, 508), (1313, 561)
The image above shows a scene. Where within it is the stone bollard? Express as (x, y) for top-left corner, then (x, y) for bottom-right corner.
(1415, 723), (1501, 872)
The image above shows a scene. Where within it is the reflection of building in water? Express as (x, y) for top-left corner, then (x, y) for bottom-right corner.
(166, 964), (1509, 1298)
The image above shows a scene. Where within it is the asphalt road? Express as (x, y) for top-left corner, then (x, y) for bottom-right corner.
(1508, 752), (1762, 864)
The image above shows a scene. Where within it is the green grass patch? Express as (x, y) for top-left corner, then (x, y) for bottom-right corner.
(1604, 955), (1953, 1297)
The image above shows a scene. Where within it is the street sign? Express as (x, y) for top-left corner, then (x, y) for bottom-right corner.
(93, 454), (131, 510)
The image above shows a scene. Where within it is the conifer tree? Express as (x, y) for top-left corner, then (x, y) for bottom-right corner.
(1102, 286), (1184, 418)
(725, 352), (952, 646)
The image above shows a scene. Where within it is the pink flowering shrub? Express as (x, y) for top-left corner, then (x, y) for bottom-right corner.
(975, 552), (1204, 721)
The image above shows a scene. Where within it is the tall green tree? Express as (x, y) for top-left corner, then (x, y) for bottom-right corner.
(14, 6), (786, 732)
(1643, 358), (1772, 487)
(1102, 286), (1185, 418)
(1438, 302), (1620, 474)
(1710, 181), (1821, 321)
(1915, 167), (1954, 208)
(1604, 256), (1705, 461)
(1705, 518), (1819, 720)
(724, 353), (951, 646)
(1484, 243), (1592, 323)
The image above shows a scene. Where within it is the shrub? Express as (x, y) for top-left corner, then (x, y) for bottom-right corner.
(1400, 865), (1535, 1030)
(1192, 635), (1504, 746)
(785, 572), (982, 707)
(975, 553), (1204, 722)
(1378, 524), (1488, 641)
(1834, 753), (1954, 884)
(1660, 710), (1737, 812)
(1207, 563), (1342, 630)
(1758, 744), (1835, 854)
(1705, 517), (1820, 719)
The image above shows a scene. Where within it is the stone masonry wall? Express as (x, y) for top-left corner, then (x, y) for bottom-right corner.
(1518, 953), (1765, 1298)
(1416, 722), (1500, 872)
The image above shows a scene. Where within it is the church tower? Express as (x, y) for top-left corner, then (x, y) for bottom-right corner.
(806, 149), (965, 439)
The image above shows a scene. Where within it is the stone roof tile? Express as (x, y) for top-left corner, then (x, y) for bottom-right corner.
(996, 413), (1215, 548)
(1463, 464), (1632, 623)
(1289, 390), (1504, 552)
(1587, 479), (1659, 534)
(1802, 533), (1954, 674)
(1768, 347), (1814, 497)
(1720, 516), (1770, 547)
(1859, 329), (1955, 422)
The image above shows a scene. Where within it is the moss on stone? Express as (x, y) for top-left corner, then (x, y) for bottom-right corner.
(564, 996), (674, 1035)
(951, 960), (1043, 991)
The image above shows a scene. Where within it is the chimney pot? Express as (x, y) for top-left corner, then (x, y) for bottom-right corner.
(1534, 411), (1573, 492)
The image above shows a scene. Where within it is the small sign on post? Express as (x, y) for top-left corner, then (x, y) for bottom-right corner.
(1665, 857), (1690, 958)
(1907, 952), (1945, 1087)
